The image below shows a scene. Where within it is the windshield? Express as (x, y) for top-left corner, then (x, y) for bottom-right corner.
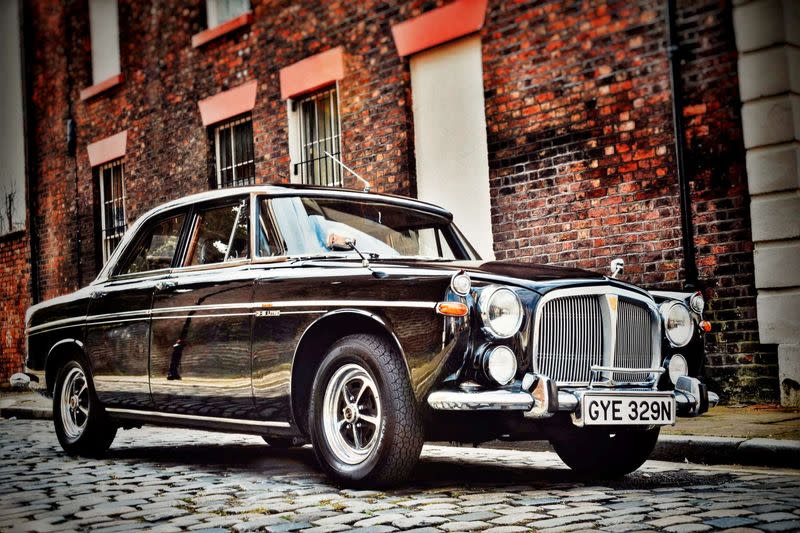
(258, 196), (479, 260)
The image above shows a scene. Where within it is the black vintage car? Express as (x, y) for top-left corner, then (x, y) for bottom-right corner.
(15, 185), (717, 486)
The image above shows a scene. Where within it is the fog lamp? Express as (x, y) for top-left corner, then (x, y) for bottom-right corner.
(689, 291), (705, 314)
(667, 354), (689, 385)
(483, 345), (518, 386)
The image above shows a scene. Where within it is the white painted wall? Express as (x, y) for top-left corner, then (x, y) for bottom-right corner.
(410, 35), (495, 260)
(0, 0), (26, 236)
(733, 0), (800, 406)
(89, 0), (120, 83)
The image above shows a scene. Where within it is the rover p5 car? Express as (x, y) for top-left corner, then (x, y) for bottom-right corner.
(16, 185), (718, 486)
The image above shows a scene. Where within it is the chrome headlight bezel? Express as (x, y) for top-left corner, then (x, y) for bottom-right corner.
(478, 285), (524, 339)
(689, 291), (705, 314)
(660, 301), (693, 347)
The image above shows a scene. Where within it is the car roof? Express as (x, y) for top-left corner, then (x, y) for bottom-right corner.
(149, 183), (453, 219)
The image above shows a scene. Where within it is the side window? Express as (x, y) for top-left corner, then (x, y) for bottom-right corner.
(117, 214), (185, 275)
(257, 199), (284, 257)
(185, 200), (249, 266)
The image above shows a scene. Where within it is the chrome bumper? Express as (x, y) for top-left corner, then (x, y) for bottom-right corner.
(427, 374), (718, 423)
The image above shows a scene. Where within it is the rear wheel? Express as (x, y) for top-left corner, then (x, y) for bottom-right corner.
(309, 334), (424, 487)
(551, 427), (660, 478)
(53, 358), (117, 457)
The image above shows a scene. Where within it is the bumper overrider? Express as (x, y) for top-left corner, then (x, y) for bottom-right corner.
(427, 366), (719, 427)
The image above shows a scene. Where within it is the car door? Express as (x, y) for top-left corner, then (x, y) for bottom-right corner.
(88, 210), (187, 409)
(148, 197), (259, 419)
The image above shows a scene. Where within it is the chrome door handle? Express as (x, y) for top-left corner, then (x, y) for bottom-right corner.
(155, 280), (177, 291)
(90, 290), (107, 299)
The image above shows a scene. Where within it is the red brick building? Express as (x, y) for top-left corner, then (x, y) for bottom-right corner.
(0, 0), (791, 403)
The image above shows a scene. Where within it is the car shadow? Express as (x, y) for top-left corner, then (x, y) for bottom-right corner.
(103, 440), (737, 492)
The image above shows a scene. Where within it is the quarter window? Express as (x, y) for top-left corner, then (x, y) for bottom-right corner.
(184, 201), (249, 266)
(213, 116), (255, 189)
(290, 87), (342, 187)
(117, 214), (185, 275)
(98, 160), (127, 264)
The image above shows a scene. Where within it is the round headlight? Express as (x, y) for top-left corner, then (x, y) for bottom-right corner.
(451, 273), (471, 296)
(667, 354), (688, 385)
(479, 286), (524, 338)
(483, 345), (518, 385)
(689, 291), (705, 314)
(660, 301), (693, 347)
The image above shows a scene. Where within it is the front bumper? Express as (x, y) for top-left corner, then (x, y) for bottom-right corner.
(427, 374), (718, 425)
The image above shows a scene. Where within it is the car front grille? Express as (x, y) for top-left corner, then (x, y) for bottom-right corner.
(532, 290), (658, 386)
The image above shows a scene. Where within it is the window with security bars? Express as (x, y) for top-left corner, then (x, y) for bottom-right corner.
(98, 160), (126, 264)
(294, 87), (342, 187)
(213, 115), (255, 188)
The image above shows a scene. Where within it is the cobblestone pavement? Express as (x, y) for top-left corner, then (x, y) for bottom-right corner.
(1, 419), (799, 533)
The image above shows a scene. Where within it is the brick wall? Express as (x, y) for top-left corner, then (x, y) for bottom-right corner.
(0, 234), (30, 383)
(0, 0), (776, 401)
(482, 0), (775, 401)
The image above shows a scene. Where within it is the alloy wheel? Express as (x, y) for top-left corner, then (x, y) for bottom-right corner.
(322, 363), (382, 465)
(60, 366), (90, 443)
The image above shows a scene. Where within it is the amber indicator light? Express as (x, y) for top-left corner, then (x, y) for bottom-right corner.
(436, 302), (469, 316)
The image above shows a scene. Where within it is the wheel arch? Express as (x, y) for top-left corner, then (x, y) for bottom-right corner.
(290, 309), (410, 435)
(45, 338), (86, 395)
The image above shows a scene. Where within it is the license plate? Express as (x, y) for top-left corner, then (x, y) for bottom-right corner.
(582, 393), (675, 426)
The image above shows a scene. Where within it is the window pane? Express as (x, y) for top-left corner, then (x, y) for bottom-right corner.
(186, 201), (248, 266)
(119, 214), (184, 275)
(99, 160), (126, 265)
(297, 88), (341, 187)
(214, 117), (254, 188)
(213, 0), (249, 25)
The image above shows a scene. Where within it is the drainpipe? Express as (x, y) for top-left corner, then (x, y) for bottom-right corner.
(666, 0), (699, 289)
(19, 1), (40, 304)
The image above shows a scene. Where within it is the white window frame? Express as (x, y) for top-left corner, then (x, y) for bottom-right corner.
(88, 0), (121, 83)
(206, 0), (250, 28)
(98, 159), (127, 265)
(213, 115), (255, 189)
(287, 84), (343, 187)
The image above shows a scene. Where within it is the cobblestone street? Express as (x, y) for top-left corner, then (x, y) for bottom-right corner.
(1, 419), (799, 533)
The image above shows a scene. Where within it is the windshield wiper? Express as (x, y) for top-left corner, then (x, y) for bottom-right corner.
(288, 253), (353, 264)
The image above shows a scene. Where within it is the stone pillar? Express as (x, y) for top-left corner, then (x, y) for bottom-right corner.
(733, 0), (800, 405)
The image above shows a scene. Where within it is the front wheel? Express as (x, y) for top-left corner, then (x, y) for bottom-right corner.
(309, 334), (424, 487)
(53, 358), (117, 457)
(551, 427), (660, 478)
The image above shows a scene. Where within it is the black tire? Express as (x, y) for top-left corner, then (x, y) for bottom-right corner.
(309, 334), (424, 487)
(551, 427), (660, 478)
(52, 357), (117, 457)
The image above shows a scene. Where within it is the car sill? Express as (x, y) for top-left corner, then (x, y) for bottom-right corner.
(105, 407), (291, 428)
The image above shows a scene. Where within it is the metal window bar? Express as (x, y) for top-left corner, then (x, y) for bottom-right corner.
(215, 116), (255, 188)
(99, 160), (127, 264)
(295, 87), (342, 187)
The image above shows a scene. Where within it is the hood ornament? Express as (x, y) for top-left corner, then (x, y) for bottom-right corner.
(610, 258), (624, 279)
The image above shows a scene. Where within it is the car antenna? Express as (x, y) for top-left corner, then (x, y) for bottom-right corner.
(324, 151), (371, 192)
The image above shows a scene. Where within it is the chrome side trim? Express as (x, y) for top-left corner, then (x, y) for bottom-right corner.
(105, 407), (291, 428)
(27, 316), (87, 335)
(29, 300), (438, 336)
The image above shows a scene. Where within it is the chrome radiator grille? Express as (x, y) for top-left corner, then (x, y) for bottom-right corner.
(534, 295), (603, 384)
(532, 290), (658, 385)
(613, 300), (654, 382)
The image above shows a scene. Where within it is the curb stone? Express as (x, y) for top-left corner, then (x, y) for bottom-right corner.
(2, 402), (798, 469)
